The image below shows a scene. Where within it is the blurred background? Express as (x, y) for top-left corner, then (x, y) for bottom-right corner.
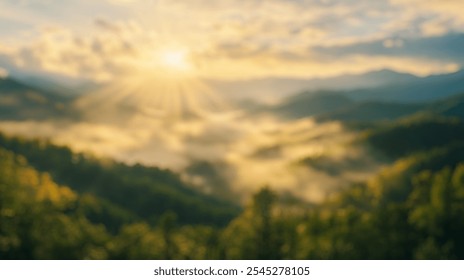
(1, 0), (464, 259)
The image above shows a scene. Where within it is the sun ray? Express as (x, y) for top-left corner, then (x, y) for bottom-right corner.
(76, 46), (232, 125)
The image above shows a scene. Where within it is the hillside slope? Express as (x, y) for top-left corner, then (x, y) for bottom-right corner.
(0, 77), (75, 120)
(0, 132), (240, 227)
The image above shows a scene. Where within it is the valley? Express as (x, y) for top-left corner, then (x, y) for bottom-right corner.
(1, 68), (464, 259)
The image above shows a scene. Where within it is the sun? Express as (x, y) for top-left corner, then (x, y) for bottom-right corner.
(80, 46), (226, 121)
(159, 49), (191, 72)
(140, 48), (195, 77)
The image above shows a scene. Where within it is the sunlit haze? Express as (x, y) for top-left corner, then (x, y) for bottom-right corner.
(1, 0), (464, 203)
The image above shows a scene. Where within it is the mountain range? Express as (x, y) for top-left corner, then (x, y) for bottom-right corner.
(267, 69), (464, 122)
(208, 69), (420, 103)
(2, 66), (464, 260)
(2, 68), (463, 123)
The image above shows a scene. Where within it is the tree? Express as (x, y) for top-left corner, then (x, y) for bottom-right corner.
(159, 211), (178, 259)
(252, 187), (280, 259)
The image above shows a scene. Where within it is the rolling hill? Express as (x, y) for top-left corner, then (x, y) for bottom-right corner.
(0, 77), (75, 120)
(209, 69), (419, 104)
(0, 132), (240, 227)
(359, 114), (464, 159)
(271, 73), (464, 123)
(346, 70), (464, 103)
(273, 91), (354, 119)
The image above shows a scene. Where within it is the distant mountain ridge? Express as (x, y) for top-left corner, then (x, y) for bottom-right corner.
(3, 68), (464, 124)
(14, 75), (99, 97)
(0, 77), (75, 120)
(274, 92), (464, 123)
(346, 69), (464, 103)
(272, 90), (354, 119)
(208, 69), (420, 103)
(270, 69), (464, 122)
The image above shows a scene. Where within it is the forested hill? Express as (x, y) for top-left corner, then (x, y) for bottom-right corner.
(359, 115), (464, 159)
(0, 132), (240, 228)
(2, 89), (464, 259)
(2, 113), (464, 259)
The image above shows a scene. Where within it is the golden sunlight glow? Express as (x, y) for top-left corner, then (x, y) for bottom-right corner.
(158, 49), (191, 72)
(78, 61), (228, 122)
(76, 46), (230, 122)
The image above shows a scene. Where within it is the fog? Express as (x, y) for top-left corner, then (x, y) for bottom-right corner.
(0, 104), (385, 204)
(0, 74), (385, 203)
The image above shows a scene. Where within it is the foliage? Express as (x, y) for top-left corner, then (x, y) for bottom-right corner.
(0, 132), (240, 228)
(360, 115), (464, 158)
(1, 112), (464, 259)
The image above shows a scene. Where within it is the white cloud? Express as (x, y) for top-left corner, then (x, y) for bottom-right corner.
(389, 0), (464, 34)
(2, 20), (154, 82)
(0, 0), (462, 81)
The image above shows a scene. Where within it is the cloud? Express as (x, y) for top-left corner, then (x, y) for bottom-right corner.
(168, 0), (463, 78)
(0, 111), (382, 203)
(106, 0), (140, 5)
(0, 0), (463, 81)
(94, 18), (122, 34)
(386, 0), (464, 39)
(311, 33), (464, 68)
(0, 20), (153, 82)
(391, 0), (464, 23)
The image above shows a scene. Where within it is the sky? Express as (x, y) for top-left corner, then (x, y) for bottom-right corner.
(0, 0), (464, 82)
